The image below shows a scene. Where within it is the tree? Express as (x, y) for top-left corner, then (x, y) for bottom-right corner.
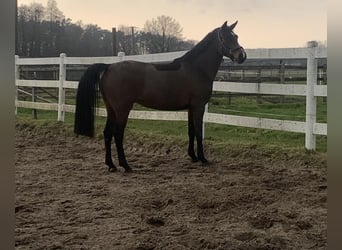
(17, 2), (45, 57)
(44, 0), (65, 56)
(306, 40), (327, 49)
(79, 25), (112, 56)
(45, 0), (64, 22)
(17, 4), (30, 56)
(144, 15), (183, 52)
(30, 2), (45, 22)
(116, 25), (136, 55)
(15, 3), (192, 57)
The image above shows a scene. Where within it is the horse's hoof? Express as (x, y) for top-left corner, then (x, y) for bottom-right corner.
(124, 167), (133, 173)
(191, 158), (199, 163)
(108, 167), (117, 172)
(200, 159), (210, 166)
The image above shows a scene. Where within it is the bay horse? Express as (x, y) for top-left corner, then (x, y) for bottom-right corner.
(74, 21), (246, 172)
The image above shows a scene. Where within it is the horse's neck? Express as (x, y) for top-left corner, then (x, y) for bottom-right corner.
(192, 42), (222, 83)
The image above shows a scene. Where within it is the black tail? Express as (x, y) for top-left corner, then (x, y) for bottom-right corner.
(74, 63), (110, 137)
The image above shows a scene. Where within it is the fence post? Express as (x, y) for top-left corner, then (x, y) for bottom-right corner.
(305, 42), (318, 150)
(118, 51), (125, 61)
(31, 72), (37, 119)
(256, 67), (262, 104)
(15, 55), (19, 115)
(323, 64), (327, 103)
(279, 60), (285, 103)
(58, 53), (66, 122)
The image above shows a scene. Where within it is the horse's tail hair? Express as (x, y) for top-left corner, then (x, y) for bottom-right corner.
(74, 63), (110, 137)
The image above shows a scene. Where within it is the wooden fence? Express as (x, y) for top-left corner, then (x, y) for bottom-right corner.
(15, 46), (327, 150)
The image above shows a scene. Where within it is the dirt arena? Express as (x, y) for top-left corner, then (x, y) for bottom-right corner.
(15, 122), (327, 249)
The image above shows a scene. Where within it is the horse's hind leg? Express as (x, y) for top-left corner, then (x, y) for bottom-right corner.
(103, 118), (117, 172)
(188, 109), (198, 162)
(113, 107), (132, 172)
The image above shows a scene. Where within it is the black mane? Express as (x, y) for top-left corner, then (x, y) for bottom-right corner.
(179, 28), (219, 62)
(152, 27), (219, 71)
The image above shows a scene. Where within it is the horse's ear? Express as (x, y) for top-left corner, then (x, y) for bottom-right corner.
(230, 21), (238, 30)
(221, 21), (228, 29)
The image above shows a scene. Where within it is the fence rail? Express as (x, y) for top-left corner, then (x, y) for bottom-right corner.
(15, 46), (327, 150)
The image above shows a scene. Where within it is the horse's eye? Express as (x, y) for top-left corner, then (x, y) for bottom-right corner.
(231, 32), (238, 39)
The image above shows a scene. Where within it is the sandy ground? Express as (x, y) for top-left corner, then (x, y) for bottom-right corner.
(15, 126), (327, 249)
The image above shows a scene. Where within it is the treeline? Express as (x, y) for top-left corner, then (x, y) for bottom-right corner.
(16, 0), (195, 57)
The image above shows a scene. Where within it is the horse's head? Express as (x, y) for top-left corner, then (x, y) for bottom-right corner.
(218, 21), (246, 64)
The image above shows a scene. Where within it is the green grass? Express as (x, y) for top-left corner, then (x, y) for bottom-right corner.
(209, 96), (327, 123)
(17, 88), (327, 153)
(126, 119), (326, 152)
(16, 96), (327, 152)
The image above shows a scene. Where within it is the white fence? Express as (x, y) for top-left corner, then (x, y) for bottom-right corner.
(15, 46), (327, 150)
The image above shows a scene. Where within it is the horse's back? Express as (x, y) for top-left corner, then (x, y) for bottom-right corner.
(103, 60), (186, 90)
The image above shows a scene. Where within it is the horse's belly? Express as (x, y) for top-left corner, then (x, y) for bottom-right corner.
(137, 96), (189, 111)
(134, 73), (189, 110)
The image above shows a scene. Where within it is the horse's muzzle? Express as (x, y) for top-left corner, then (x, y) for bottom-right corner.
(227, 47), (246, 64)
(234, 47), (247, 64)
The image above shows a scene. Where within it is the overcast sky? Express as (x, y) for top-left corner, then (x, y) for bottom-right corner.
(18, 0), (327, 48)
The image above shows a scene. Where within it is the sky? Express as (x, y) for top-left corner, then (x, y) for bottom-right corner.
(17, 0), (327, 48)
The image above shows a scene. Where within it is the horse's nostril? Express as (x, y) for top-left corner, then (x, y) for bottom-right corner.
(237, 52), (246, 64)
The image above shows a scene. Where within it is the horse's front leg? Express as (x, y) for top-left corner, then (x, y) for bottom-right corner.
(192, 106), (209, 164)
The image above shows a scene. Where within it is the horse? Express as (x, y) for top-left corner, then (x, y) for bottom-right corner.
(74, 21), (246, 172)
